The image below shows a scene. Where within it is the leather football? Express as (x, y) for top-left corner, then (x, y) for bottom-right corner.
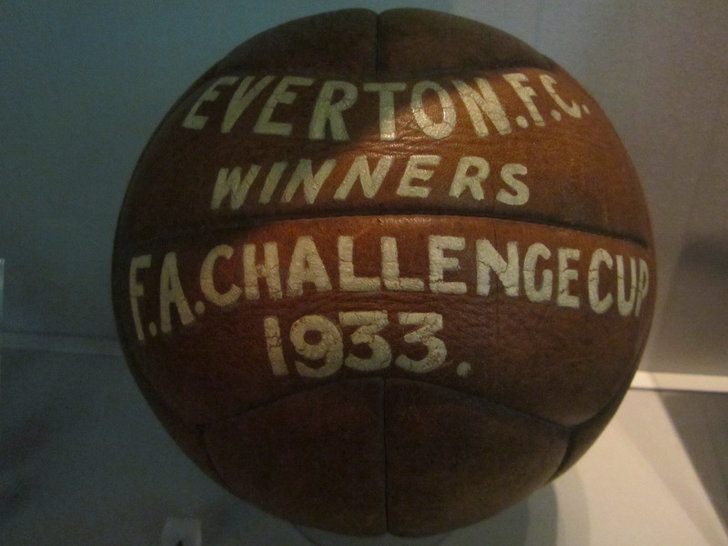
(112, 8), (655, 536)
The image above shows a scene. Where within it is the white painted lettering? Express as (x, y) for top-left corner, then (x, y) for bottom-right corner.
(334, 155), (393, 200)
(411, 81), (456, 139)
(338, 236), (381, 291)
(616, 255), (637, 317)
(339, 311), (391, 371)
(497, 163), (530, 206)
(290, 315), (343, 378)
(450, 156), (489, 200)
(200, 245), (242, 307)
(286, 236), (332, 296)
(635, 258), (650, 317)
(557, 248), (581, 308)
(453, 78), (512, 136)
(397, 155), (441, 198)
(309, 80), (358, 141)
(381, 236), (425, 292)
(588, 249), (614, 314)
(182, 76), (238, 130)
(503, 73), (545, 127)
(281, 158), (337, 204)
(429, 235), (466, 294)
(254, 76), (315, 136)
(395, 312), (446, 373)
(476, 239), (519, 296)
(523, 243), (553, 303)
(363, 82), (407, 140)
(211, 165), (260, 210)
(244, 242), (283, 300)
(258, 161), (288, 204)
(539, 74), (582, 118)
(159, 252), (195, 334)
(221, 75), (276, 133)
(129, 255), (152, 342)
(263, 316), (288, 376)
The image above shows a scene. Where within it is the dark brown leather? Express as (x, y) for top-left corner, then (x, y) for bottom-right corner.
(113, 8), (655, 536)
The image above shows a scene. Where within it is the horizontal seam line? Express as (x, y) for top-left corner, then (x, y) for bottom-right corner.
(203, 376), (572, 436)
(116, 211), (650, 251)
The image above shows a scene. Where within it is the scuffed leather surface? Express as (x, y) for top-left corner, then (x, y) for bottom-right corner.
(112, 8), (655, 536)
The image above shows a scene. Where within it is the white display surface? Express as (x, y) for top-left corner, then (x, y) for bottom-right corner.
(1, 348), (725, 545)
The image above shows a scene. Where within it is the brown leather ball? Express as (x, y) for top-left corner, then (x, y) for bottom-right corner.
(112, 8), (655, 536)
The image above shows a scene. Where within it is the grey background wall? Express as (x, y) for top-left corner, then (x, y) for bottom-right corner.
(2, 0), (726, 375)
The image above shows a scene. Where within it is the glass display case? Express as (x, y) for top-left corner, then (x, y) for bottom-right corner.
(1, 2), (726, 544)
